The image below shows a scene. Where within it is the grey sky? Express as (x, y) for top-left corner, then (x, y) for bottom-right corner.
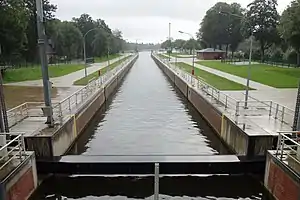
(50, 0), (291, 43)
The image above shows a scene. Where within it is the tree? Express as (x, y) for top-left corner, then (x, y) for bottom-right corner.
(246, 0), (280, 62)
(279, 0), (300, 66)
(197, 2), (244, 56)
(49, 21), (83, 60)
(227, 3), (244, 58)
(25, 0), (57, 62)
(0, 0), (29, 64)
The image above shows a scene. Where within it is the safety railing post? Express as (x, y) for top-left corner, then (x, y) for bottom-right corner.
(68, 98), (71, 112)
(269, 101), (273, 117)
(236, 101), (240, 116)
(275, 104), (279, 119)
(225, 96), (228, 109)
(154, 163), (159, 200)
(59, 103), (63, 124)
(281, 107), (285, 123)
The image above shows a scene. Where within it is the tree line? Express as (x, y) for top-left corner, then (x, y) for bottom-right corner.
(161, 0), (300, 66)
(0, 0), (124, 66)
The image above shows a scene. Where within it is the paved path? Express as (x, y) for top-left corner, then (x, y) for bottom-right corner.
(6, 55), (127, 87)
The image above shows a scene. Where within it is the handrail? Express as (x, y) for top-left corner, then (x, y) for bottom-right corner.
(0, 133), (27, 171)
(154, 53), (296, 129)
(6, 54), (137, 127)
(275, 132), (300, 174)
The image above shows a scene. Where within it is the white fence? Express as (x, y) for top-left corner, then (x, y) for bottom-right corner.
(276, 131), (300, 174)
(0, 133), (27, 171)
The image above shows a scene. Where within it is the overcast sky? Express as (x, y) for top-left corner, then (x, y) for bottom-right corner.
(50, 0), (291, 43)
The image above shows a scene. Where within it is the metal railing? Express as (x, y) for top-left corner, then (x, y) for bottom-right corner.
(0, 133), (27, 172)
(6, 55), (136, 127)
(52, 55), (137, 124)
(7, 102), (44, 128)
(155, 54), (295, 128)
(276, 131), (300, 174)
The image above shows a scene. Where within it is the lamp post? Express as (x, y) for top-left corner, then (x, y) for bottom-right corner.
(220, 11), (253, 109)
(83, 28), (99, 77)
(179, 31), (196, 76)
(83, 27), (112, 77)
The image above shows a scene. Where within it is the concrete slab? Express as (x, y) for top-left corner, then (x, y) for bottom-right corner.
(10, 117), (48, 136)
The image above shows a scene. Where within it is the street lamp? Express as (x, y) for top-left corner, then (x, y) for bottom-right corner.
(83, 28), (99, 77)
(220, 11), (253, 109)
(83, 27), (112, 77)
(179, 31), (196, 76)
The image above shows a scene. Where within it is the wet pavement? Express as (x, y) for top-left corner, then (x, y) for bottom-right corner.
(68, 52), (229, 156)
(4, 85), (80, 109)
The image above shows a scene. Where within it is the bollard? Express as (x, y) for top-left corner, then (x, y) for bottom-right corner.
(225, 96), (228, 109)
(275, 104), (279, 119)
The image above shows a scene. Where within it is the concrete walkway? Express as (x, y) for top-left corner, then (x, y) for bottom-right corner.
(7, 55), (127, 87)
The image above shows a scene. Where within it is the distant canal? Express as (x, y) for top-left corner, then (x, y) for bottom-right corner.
(68, 52), (229, 156)
(29, 52), (272, 200)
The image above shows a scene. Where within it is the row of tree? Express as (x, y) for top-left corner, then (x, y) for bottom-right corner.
(198, 0), (300, 65)
(161, 39), (200, 54)
(0, 0), (124, 65)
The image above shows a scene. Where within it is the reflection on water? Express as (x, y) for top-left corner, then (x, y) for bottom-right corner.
(68, 52), (229, 156)
(4, 85), (79, 109)
(29, 175), (272, 200)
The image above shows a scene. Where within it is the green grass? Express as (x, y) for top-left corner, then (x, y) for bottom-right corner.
(198, 61), (300, 88)
(175, 62), (252, 90)
(74, 56), (131, 86)
(3, 64), (84, 83)
(170, 53), (193, 58)
(158, 54), (169, 59)
(94, 54), (121, 63)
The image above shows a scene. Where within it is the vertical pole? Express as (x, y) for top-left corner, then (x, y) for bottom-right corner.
(192, 46), (195, 76)
(244, 33), (253, 109)
(36, 0), (54, 127)
(83, 37), (87, 77)
(293, 81), (300, 131)
(154, 163), (159, 200)
(169, 22), (171, 61)
(0, 72), (8, 132)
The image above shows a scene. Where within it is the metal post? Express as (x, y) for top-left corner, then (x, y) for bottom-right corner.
(36, 0), (54, 127)
(236, 101), (240, 116)
(192, 47), (195, 76)
(269, 101), (273, 117)
(293, 81), (300, 131)
(275, 104), (279, 119)
(225, 96), (228, 109)
(154, 163), (159, 200)
(0, 72), (8, 132)
(83, 39), (87, 77)
(169, 23), (171, 61)
(281, 107), (285, 123)
(244, 34), (253, 109)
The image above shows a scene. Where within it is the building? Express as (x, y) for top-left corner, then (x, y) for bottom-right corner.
(196, 48), (225, 60)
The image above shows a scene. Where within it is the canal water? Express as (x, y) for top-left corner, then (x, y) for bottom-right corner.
(29, 52), (272, 200)
(68, 52), (229, 155)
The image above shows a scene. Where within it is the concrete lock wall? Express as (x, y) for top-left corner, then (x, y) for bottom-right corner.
(152, 54), (274, 157)
(25, 55), (138, 159)
(264, 151), (300, 200)
(0, 153), (38, 200)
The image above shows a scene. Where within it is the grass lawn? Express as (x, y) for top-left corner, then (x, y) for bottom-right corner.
(3, 64), (84, 83)
(94, 54), (121, 63)
(158, 54), (170, 59)
(74, 56), (131, 86)
(197, 61), (300, 88)
(170, 53), (193, 58)
(175, 62), (251, 91)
